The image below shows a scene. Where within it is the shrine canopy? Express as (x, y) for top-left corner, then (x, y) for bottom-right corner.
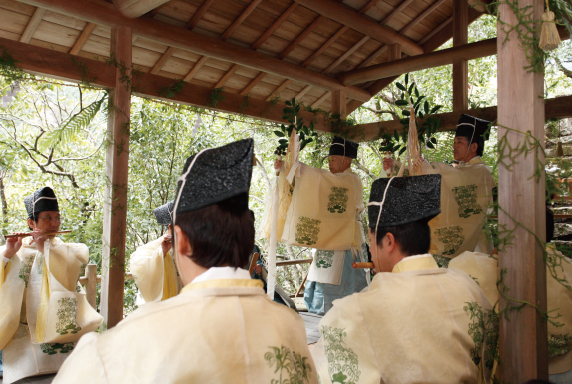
(0, 0), (505, 135)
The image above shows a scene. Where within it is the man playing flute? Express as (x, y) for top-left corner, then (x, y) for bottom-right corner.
(0, 186), (102, 384)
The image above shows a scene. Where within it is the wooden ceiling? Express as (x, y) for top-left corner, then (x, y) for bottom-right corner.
(0, 0), (487, 117)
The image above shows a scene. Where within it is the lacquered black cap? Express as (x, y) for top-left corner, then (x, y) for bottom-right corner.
(174, 138), (254, 216)
(328, 136), (359, 159)
(455, 114), (491, 143)
(368, 175), (441, 227)
(153, 201), (174, 226)
(24, 187), (59, 219)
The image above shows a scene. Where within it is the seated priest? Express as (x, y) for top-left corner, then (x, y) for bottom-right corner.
(54, 139), (318, 384)
(311, 175), (496, 384)
(449, 217), (572, 382)
(0, 187), (103, 384)
(385, 114), (496, 266)
(272, 136), (368, 315)
(129, 201), (181, 304)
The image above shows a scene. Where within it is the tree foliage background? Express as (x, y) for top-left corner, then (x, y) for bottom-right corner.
(1, 14), (571, 313)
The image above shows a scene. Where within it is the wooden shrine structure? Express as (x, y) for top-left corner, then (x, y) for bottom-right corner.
(0, 0), (571, 380)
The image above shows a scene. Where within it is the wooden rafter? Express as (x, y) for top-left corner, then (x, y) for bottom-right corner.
(339, 38), (496, 85)
(186, 0), (216, 29)
(19, 7), (45, 44)
(311, 91), (331, 109)
(69, 22), (96, 55)
(16, 0), (370, 101)
(0, 36), (335, 131)
(240, 14), (324, 97)
(112, 0), (170, 18)
(293, 0), (423, 56)
(453, 0), (469, 111)
(345, 7), (486, 114)
(400, 0), (448, 35)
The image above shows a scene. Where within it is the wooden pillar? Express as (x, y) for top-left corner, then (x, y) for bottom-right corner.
(453, 0), (468, 111)
(388, 43), (401, 62)
(332, 90), (346, 118)
(100, 25), (132, 329)
(497, 0), (547, 381)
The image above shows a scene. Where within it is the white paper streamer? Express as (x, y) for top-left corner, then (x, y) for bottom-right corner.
(267, 166), (280, 300)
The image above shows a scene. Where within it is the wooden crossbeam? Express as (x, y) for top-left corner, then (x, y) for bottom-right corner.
(251, 3), (297, 50)
(348, 95), (572, 141)
(112, 0), (170, 18)
(311, 90), (331, 109)
(220, 0), (263, 41)
(20, 7), (46, 44)
(382, 0), (415, 24)
(16, 0), (371, 102)
(339, 38), (496, 85)
(0, 37), (335, 132)
(69, 22), (96, 55)
(293, 0), (423, 56)
(186, 0), (216, 29)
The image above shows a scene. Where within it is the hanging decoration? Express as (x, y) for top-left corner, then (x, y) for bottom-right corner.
(2, 81), (20, 108)
(540, 0), (561, 51)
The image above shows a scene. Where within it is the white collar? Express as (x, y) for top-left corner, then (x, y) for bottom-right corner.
(191, 266), (251, 284)
(393, 254), (433, 268)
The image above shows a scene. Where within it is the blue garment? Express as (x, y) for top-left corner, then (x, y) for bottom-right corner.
(0, 350), (3, 377)
(303, 249), (368, 315)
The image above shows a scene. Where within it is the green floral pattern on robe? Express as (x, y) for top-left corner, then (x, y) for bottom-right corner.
(316, 251), (334, 269)
(40, 342), (75, 355)
(265, 345), (313, 384)
(452, 185), (482, 218)
(295, 217), (321, 246)
(435, 226), (465, 256)
(321, 325), (360, 384)
(56, 298), (82, 335)
(327, 187), (349, 214)
(19, 255), (34, 287)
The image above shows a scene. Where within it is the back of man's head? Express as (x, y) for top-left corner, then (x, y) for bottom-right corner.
(374, 218), (431, 256)
(175, 197), (254, 269)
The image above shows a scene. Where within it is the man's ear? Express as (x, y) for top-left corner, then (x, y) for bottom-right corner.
(384, 232), (396, 253)
(174, 225), (191, 257)
(27, 218), (35, 231)
(470, 142), (479, 154)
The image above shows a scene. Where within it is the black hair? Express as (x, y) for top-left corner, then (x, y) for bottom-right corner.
(374, 218), (431, 256)
(174, 199), (254, 269)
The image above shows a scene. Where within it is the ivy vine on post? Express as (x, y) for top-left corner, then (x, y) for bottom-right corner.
(378, 73), (442, 157)
(273, 98), (318, 155)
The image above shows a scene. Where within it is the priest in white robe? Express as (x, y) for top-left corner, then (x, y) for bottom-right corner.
(129, 201), (181, 304)
(311, 175), (496, 384)
(54, 138), (318, 384)
(0, 187), (103, 384)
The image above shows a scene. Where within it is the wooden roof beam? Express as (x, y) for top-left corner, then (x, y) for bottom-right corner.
(112, 0), (170, 19)
(293, 0), (423, 56)
(69, 22), (96, 55)
(349, 95), (572, 141)
(339, 38), (497, 85)
(0, 36), (335, 131)
(20, 7), (46, 43)
(16, 0), (371, 102)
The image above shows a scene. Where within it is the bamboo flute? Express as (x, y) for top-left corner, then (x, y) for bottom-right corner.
(4, 230), (72, 239)
(353, 262), (374, 269)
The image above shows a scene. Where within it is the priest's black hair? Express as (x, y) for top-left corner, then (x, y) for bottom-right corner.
(373, 218), (432, 256)
(174, 195), (254, 269)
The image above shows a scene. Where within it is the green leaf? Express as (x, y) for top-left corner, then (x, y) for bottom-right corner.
(424, 100), (429, 114)
(430, 105), (442, 114)
(402, 109), (410, 116)
(399, 146), (407, 156)
(396, 82), (406, 91)
(279, 139), (288, 144)
(408, 83), (415, 95)
(426, 141), (435, 149)
(404, 73), (409, 86)
(285, 100), (292, 106)
(274, 130), (285, 137)
(395, 100), (409, 106)
(415, 87), (420, 98)
(431, 137), (437, 144)
(393, 130), (399, 141)
(300, 142), (306, 150)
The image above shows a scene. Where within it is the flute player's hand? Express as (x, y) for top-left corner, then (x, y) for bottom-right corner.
(4, 234), (24, 259)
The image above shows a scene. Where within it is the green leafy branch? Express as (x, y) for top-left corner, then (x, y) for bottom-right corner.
(379, 73), (442, 156)
(40, 93), (107, 151)
(0, 46), (26, 84)
(274, 98), (317, 155)
(159, 79), (187, 99)
(207, 87), (225, 108)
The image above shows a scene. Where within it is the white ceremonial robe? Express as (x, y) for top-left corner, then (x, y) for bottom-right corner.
(450, 249), (572, 376)
(53, 267), (319, 384)
(0, 237), (103, 384)
(129, 236), (182, 304)
(312, 255), (496, 384)
(423, 157), (495, 265)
